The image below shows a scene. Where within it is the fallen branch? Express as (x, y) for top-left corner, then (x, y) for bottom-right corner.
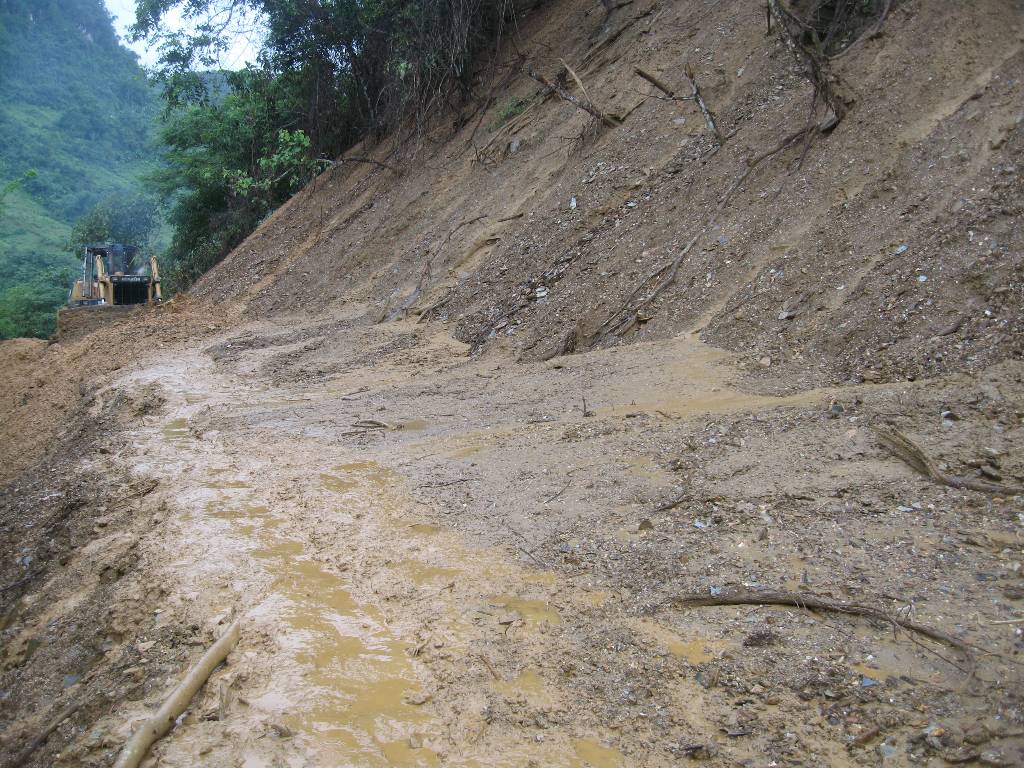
(634, 67), (677, 98)
(633, 66), (722, 141)
(544, 479), (571, 504)
(109, 479), (159, 511)
(5, 701), (81, 768)
(113, 620), (241, 768)
(526, 66), (620, 128)
(873, 426), (1024, 496)
(326, 156), (397, 172)
(675, 589), (971, 655)
(682, 63), (722, 141)
(352, 419), (393, 430)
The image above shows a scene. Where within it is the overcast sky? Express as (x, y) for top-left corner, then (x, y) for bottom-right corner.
(104, 0), (260, 69)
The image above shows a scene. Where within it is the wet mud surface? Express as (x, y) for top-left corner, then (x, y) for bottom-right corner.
(4, 318), (1019, 767)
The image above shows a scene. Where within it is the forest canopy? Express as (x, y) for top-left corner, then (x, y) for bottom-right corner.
(132, 0), (529, 290)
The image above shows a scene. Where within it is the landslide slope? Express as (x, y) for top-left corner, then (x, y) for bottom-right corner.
(192, 0), (1022, 389)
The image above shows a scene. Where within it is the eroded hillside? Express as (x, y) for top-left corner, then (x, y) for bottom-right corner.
(1, 1), (1022, 766)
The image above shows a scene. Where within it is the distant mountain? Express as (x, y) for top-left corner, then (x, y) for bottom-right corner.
(0, 0), (159, 338)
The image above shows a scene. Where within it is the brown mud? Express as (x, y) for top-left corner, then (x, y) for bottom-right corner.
(2, 0), (1024, 766)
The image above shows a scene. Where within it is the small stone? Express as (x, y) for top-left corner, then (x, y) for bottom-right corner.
(404, 691), (432, 705)
(828, 402), (845, 419)
(979, 749), (1012, 766)
(878, 739), (899, 759)
(980, 465), (1003, 481)
(268, 722), (293, 738)
(758, 356), (772, 368)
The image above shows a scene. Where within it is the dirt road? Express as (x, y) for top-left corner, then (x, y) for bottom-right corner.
(5, 315), (1017, 767)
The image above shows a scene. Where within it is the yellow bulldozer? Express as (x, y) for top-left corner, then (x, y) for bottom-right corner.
(67, 243), (162, 307)
(59, 244), (162, 340)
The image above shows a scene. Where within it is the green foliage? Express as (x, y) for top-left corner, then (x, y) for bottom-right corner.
(490, 98), (526, 131)
(224, 129), (320, 201)
(0, 169), (37, 217)
(0, 0), (161, 338)
(151, 66), (305, 292)
(133, 0), (529, 292)
(0, 270), (72, 338)
(68, 194), (161, 253)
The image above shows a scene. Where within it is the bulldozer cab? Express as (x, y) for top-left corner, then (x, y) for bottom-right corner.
(69, 243), (161, 307)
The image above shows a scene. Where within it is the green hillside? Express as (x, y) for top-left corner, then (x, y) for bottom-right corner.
(0, 0), (159, 338)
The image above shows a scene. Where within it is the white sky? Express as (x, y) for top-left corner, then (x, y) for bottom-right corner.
(104, 0), (261, 69)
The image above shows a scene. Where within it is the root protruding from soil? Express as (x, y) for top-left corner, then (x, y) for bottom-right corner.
(675, 589), (972, 655)
(113, 620), (241, 768)
(873, 426), (1024, 497)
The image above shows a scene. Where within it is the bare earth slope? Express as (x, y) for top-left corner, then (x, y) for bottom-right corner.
(2, 1), (1023, 767)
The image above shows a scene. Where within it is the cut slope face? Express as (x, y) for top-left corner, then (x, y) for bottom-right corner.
(192, 0), (1021, 388)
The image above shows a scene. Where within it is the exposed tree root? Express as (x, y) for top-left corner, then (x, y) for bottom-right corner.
(113, 620), (241, 768)
(675, 589), (972, 655)
(873, 426), (1024, 496)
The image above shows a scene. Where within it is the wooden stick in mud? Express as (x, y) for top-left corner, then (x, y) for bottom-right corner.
(675, 589), (971, 654)
(113, 620), (240, 768)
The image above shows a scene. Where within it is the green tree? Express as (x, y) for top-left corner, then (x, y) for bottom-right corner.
(133, 0), (523, 291)
(68, 194), (160, 253)
(0, 170), (38, 218)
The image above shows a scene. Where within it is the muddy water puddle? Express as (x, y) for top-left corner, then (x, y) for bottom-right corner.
(572, 739), (626, 767)
(162, 417), (192, 442)
(200, 489), (437, 766)
(165, 444), (635, 766)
